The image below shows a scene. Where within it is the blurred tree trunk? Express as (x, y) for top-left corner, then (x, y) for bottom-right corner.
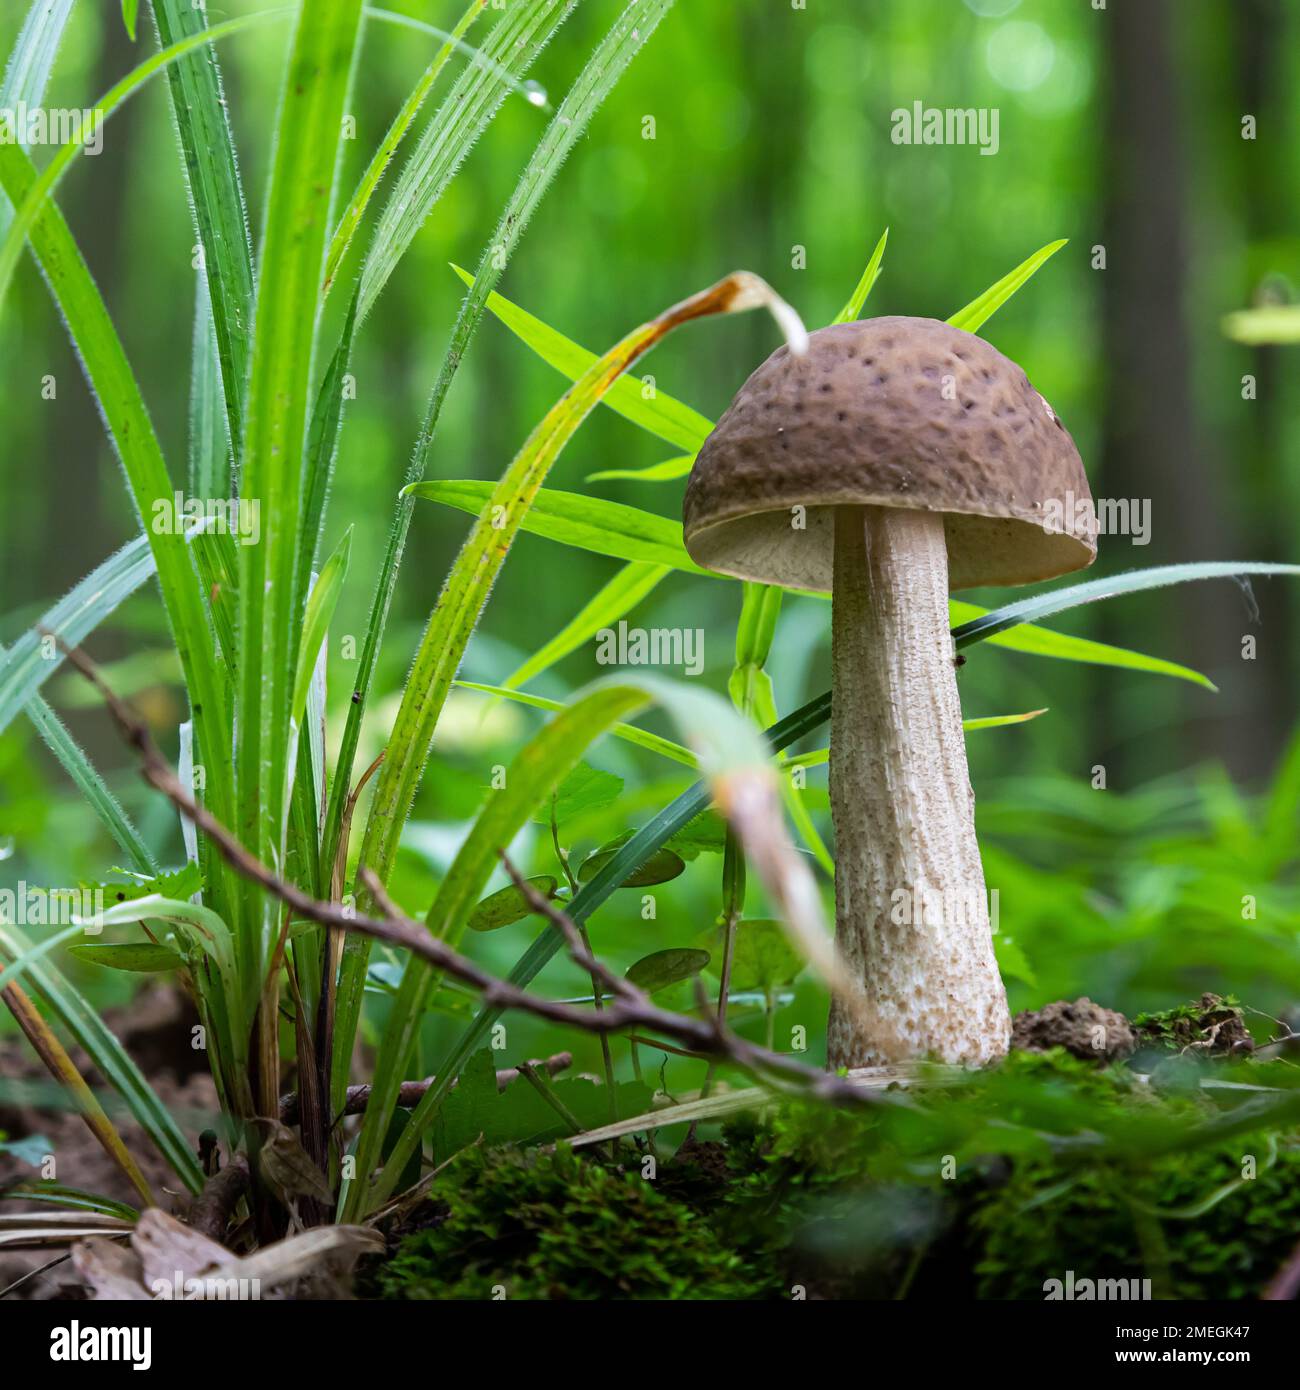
(1231, 0), (1296, 719)
(1099, 0), (1270, 782)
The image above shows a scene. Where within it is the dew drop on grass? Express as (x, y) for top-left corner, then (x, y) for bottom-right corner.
(0, 835), (13, 860)
(523, 80), (547, 108)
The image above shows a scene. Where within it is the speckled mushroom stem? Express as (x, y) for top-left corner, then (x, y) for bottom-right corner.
(826, 505), (1010, 1069)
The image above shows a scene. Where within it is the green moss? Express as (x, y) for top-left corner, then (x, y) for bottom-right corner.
(372, 1145), (772, 1301)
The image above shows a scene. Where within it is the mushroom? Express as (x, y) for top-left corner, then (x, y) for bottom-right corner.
(683, 316), (1095, 1068)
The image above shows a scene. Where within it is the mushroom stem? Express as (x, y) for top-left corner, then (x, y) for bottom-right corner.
(827, 505), (1010, 1068)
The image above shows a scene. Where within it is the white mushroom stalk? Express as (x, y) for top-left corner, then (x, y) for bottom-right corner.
(683, 315), (1098, 1069)
(826, 506), (1007, 1066)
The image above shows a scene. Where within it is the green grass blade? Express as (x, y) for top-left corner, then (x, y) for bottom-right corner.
(187, 283), (239, 662)
(295, 286), (359, 622)
(453, 266), (713, 453)
(351, 270), (795, 929)
(121, 1), (139, 42)
(502, 559), (670, 691)
(948, 599), (1214, 688)
(356, 0), (570, 320)
(946, 239), (1067, 334)
(0, 7), (286, 318)
(0, 923), (204, 1193)
(831, 226), (888, 324)
(321, 0), (676, 912)
(0, 0), (74, 240)
(952, 563), (1300, 648)
(586, 454), (696, 483)
(153, 0), (257, 453)
(407, 479), (710, 571)
(293, 527), (352, 728)
(236, 0), (364, 982)
(456, 678), (697, 765)
(24, 695), (158, 875)
(0, 537), (151, 735)
(325, 0), (488, 296)
(351, 673), (775, 1216)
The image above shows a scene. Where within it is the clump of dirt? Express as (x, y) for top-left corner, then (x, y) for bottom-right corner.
(1011, 997), (1137, 1063)
(1134, 992), (1255, 1057)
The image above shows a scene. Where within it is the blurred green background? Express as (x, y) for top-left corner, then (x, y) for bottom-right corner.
(1, 0), (1297, 1071)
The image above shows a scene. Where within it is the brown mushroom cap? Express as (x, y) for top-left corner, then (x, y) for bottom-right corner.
(682, 316), (1096, 591)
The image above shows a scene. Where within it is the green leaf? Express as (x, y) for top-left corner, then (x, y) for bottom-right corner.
(121, 0), (139, 42)
(293, 526), (352, 728)
(535, 763), (624, 827)
(832, 226), (888, 324)
(325, 0), (487, 296)
(626, 948), (710, 994)
(66, 943), (187, 974)
(358, 0), (571, 319)
(467, 877), (559, 933)
(946, 239), (1067, 334)
(586, 455), (696, 484)
(503, 560), (670, 691)
(408, 480), (711, 573)
(432, 1049), (650, 1161)
(994, 936), (1037, 988)
(712, 920), (802, 992)
(578, 841), (685, 888)
(453, 265), (713, 454)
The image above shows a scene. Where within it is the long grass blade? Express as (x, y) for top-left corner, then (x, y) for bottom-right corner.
(501, 560), (670, 691)
(356, 0), (570, 320)
(153, 0), (256, 452)
(831, 226), (888, 324)
(236, 0), (364, 996)
(946, 239), (1067, 334)
(324, 0), (488, 297)
(452, 265), (713, 453)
